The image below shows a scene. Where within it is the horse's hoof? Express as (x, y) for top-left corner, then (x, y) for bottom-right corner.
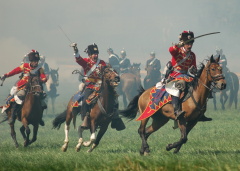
(61, 144), (68, 152)
(87, 148), (93, 153)
(166, 144), (172, 151)
(75, 143), (82, 152)
(144, 151), (150, 156)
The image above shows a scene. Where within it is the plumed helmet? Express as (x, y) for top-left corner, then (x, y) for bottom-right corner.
(150, 51), (155, 56)
(84, 43), (99, 55)
(28, 49), (40, 62)
(107, 48), (113, 53)
(120, 49), (126, 56)
(179, 30), (194, 43)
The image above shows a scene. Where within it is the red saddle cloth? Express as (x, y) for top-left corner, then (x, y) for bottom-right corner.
(136, 86), (172, 121)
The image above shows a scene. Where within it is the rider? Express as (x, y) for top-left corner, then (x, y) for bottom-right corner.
(71, 43), (125, 131)
(0, 50), (47, 125)
(119, 49), (131, 74)
(164, 30), (212, 121)
(144, 51), (161, 84)
(107, 48), (120, 73)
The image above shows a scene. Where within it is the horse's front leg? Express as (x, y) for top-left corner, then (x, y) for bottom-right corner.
(87, 121), (110, 153)
(138, 118), (150, 156)
(29, 124), (39, 145)
(166, 117), (187, 153)
(61, 124), (70, 152)
(83, 119), (96, 147)
(21, 117), (30, 147)
(75, 125), (84, 152)
(10, 123), (19, 148)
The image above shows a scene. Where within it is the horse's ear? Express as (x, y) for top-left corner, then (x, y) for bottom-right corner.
(210, 55), (215, 63)
(138, 63), (141, 66)
(56, 67), (59, 71)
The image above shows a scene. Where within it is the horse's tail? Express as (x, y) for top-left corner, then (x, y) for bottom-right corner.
(52, 109), (67, 129)
(119, 85), (145, 120)
(0, 113), (8, 124)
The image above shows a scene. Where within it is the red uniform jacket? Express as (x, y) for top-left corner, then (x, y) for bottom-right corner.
(75, 56), (106, 89)
(169, 45), (196, 78)
(5, 63), (47, 89)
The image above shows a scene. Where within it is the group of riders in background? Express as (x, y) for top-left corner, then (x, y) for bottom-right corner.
(0, 30), (235, 133)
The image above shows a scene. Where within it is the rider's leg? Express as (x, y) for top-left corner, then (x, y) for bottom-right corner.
(171, 94), (185, 120)
(80, 88), (93, 129)
(9, 103), (21, 124)
(111, 97), (125, 131)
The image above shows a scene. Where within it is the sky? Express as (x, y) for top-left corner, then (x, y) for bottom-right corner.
(0, 0), (239, 105)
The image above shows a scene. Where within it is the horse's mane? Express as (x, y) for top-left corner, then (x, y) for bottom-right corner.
(192, 62), (205, 89)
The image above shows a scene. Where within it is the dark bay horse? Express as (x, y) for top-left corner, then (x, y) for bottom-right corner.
(143, 65), (161, 89)
(120, 56), (226, 155)
(118, 63), (142, 108)
(45, 68), (59, 114)
(52, 66), (120, 152)
(3, 74), (44, 147)
(213, 71), (239, 110)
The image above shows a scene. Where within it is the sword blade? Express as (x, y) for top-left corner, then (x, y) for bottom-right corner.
(185, 32), (220, 44)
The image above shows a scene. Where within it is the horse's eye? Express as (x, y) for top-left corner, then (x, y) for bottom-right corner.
(211, 68), (215, 71)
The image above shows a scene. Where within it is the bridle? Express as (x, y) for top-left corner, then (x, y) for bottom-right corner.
(28, 76), (43, 95)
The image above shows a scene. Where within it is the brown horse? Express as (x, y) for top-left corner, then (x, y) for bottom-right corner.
(3, 74), (44, 147)
(52, 65), (120, 152)
(143, 65), (161, 89)
(120, 55), (226, 155)
(118, 63), (142, 108)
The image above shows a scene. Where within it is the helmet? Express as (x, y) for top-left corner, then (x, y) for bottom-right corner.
(150, 51), (155, 56)
(84, 43), (99, 55)
(28, 50), (40, 62)
(107, 48), (113, 53)
(120, 49), (126, 56)
(179, 30), (194, 43)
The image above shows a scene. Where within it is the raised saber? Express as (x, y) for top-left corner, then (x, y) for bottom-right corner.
(58, 25), (73, 44)
(184, 32), (220, 44)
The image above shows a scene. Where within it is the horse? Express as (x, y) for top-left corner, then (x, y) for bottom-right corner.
(2, 74), (44, 147)
(52, 65), (120, 152)
(213, 71), (239, 110)
(143, 65), (161, 89)
(117, 63), (142, 108)
(120, 55), (226, 155)
(45, 68), (59, 114)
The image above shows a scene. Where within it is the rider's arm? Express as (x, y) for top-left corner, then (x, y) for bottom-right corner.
(75, 56), (88, 68)
(4, 64), (24, 78)
(39, 68), (48, 83)
(169, 45), (180, 58)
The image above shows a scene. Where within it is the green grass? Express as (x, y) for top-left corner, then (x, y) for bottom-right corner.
(0, 102), (240, 171)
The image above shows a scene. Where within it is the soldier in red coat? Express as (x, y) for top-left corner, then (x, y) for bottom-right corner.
(0, 50), (47, 125)
(71, 43), (125, 131)
(164, 30), (212, 121)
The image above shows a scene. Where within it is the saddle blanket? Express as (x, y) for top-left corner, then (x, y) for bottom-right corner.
(136, 86), (172, 121)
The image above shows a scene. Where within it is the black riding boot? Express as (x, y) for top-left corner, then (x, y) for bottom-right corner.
(80, 89), (92, 129)
(172, 96), (185, 120)
(9, 103), (20, 124)
(111, 101), (125, 131)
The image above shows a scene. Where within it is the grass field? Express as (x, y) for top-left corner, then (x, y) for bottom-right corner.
(0, 100), (240, 171)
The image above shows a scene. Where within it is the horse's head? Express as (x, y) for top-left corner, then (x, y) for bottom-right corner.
(130, 63), (141, 77)
(28, 74), (43, 96)
(50, 68), (59, 86)
(205, 55), (226, 90)
(103, 65), (120, 87)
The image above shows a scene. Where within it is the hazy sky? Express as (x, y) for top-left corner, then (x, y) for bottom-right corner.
(1, 0), (239, 104)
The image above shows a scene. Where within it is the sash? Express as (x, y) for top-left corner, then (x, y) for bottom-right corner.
(173, 51), (190, 68)
(119, 58), (126, 64)
(149, 58), (157, 66)
(85, 59), (100, 77)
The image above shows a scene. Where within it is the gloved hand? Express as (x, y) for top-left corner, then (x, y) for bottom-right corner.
(0, 74), (6, 80)
(70, 42), (78, 54)
(177, 41), (185, 47)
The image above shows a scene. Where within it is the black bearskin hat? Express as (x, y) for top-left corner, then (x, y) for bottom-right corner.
(28, 50), (40, 62)
(179, 30), (194, 43)
(84, 43), (99, 55)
